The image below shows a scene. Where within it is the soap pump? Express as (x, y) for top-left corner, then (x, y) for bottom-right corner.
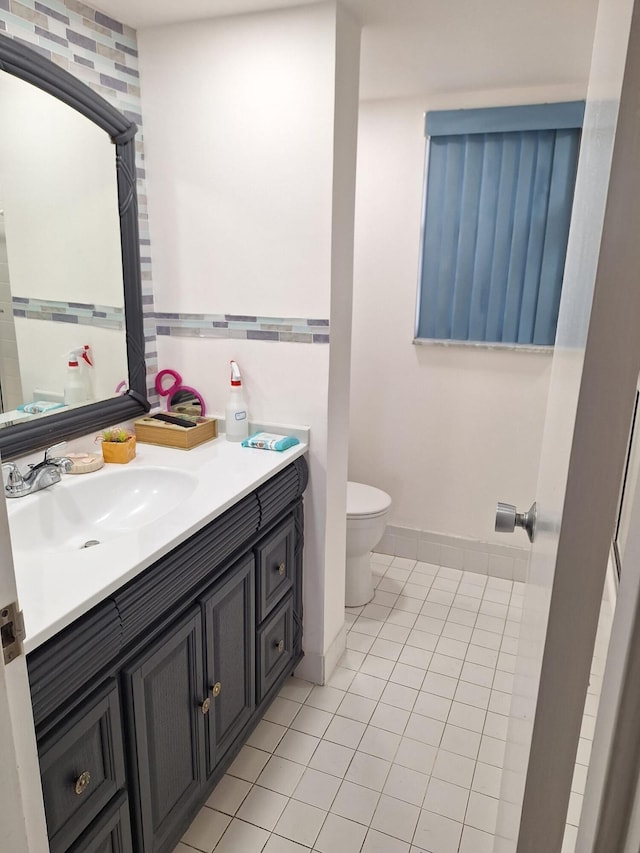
(225, 360), (249, 442)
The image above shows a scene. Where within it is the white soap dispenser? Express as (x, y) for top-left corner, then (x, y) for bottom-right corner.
(225, 360), (249, 442)
(64, 351), (85, 405)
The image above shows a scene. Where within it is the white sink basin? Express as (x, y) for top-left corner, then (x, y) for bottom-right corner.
(7, 466), (199, 554)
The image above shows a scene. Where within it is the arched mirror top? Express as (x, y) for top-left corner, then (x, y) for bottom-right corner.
(0, 33), (149, 460)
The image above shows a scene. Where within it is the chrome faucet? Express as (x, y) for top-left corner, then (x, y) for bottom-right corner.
(2, 442), (73, 498)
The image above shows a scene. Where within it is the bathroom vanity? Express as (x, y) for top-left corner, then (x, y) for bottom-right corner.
(15, 440), (308, 853)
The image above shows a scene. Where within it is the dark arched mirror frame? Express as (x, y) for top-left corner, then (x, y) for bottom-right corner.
(0, 33), (149, 460)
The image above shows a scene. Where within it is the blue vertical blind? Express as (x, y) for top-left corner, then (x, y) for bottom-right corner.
(417, 103), (584, 345)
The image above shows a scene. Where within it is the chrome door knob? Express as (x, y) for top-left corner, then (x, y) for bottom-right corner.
(495, 501), (537, 542)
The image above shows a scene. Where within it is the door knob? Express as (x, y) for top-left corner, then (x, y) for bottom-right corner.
(495, 501), (537, 542)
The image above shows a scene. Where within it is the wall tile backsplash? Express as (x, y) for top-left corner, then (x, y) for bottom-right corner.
(156, 313), (331, 344)
(12, 296), (125, 330)
(11, 298), (332, 345)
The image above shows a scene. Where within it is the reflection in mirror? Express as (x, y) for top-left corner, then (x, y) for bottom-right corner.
(0, 72), (128, 424)
(156, 368), (206, 417)
(169, 390), (204, 417)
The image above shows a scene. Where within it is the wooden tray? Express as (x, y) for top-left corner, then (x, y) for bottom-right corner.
(134, 416), (218, 450)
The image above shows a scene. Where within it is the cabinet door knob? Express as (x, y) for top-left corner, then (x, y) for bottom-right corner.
(74, 771), (91, 796)
(275, 639), (285, 654)
(211, 681), (222, 698)
(277, 562), (285, 576)
(201, 697), (211, 714)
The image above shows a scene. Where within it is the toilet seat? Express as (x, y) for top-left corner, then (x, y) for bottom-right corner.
(347, 481), (392, 519)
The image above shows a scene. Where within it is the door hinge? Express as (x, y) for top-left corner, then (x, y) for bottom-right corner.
(1, 602), (25, 664)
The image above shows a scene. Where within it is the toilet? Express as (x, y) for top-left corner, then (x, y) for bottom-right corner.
(346, 481), (392, 607)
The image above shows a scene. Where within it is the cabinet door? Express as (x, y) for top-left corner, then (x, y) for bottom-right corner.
(67, 792), (133, 853)
(123, 609), (205, 853)
(203, 556), (255, 775)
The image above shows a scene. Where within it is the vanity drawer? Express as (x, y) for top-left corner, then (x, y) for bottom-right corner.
(257, 592), (294, 701)
(39, 680), (126, 853)
(256, 516), (295, 621)
(67, 791), (133, 853)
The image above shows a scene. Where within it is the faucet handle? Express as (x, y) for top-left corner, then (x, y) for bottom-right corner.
(26, 441), (71, 479)
(44, 441), (67, 463)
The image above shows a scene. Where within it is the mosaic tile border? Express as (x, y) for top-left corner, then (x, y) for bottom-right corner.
(13, 296), (125, 330)
(13, 299), (330, 343)
(0, 0), (159, 401)
(156, 313), (331, 344)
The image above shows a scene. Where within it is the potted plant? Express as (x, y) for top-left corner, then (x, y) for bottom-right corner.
(98, 427), (136, 464)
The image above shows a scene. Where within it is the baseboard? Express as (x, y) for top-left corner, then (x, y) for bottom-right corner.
(376, 524), (530, 582)
(295, 623), (347, 685)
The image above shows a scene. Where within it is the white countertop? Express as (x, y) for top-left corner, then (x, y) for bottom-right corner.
(9, 431), (308, 653)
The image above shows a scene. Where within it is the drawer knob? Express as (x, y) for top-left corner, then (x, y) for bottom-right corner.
(275, 639), (285, 654)
(74, 771), (91, 796)
(201, 697), (211, 714)
(277, 562), (285, 576)
(211, 681), (222, 698)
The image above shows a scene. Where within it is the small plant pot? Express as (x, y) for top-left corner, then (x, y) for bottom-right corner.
(101, 436), (136, 464)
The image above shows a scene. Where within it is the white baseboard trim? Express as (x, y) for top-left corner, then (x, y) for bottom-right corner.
(377, 524), (530, 582)
(295, 623), (347, 685)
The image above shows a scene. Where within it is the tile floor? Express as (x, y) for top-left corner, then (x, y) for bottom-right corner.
(173, 552), (606, 853)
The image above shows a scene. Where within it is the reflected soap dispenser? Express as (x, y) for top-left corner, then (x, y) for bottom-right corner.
(64, 351), (85, 405)
(225, 360), (249, 442)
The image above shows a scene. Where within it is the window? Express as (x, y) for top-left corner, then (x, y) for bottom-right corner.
(416, 102), (584, 346)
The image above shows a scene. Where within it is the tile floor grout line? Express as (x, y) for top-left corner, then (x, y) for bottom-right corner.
(175, 552), (603, 853)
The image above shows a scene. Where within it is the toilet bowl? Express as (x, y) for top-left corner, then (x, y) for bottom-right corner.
(346, 481), (392, 607)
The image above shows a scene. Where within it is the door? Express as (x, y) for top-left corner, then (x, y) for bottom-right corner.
(496, 0), (640, 850)
(0, 473), (48, 852)
(203, 556), (255, 775)
(123, 609), (205, 853)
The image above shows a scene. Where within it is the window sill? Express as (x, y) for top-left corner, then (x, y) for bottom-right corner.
(412, 337), (553, 354)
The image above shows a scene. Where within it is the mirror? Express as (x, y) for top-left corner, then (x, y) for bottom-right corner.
(0, 72), (127, 414)
(156, 369), (206, 417)
(0, 34), (148, 460)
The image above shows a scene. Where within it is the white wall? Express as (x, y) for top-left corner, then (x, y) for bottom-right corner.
(138, 2), (360, 682)
(139, 8), (335, 319)
(350, 85), (588, 547)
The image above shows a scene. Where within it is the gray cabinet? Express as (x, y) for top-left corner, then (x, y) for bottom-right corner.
(256, 516), (295, 621)
(27, 457), (308, 853)
(39, 680), (126, 853)
(67, 793), (133, 853)
(203, 555), (255, 775)
(258, 593), (294, 702)
(124, 610), (205, 853)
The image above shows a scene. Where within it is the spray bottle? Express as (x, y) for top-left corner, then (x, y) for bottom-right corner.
(225, 360), (249, 442)
(79, 344), (94, 401)
(64, 351), (85, 405)
(64, 345), (94, 405)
